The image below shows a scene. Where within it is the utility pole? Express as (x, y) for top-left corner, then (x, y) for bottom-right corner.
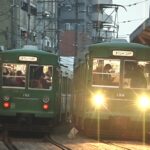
(75, 0), (78, 56)
(11, 0), (15, 49)
(27, 0), (31, 44)
(36, 0), (57, 52)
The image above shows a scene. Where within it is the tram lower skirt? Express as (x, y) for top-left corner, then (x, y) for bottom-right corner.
(82, 118), (150, 141)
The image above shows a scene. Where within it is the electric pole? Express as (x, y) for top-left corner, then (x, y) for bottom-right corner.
(27, 0), (31, 44)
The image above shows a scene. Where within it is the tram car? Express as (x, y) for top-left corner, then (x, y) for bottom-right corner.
(0, 46), (61, 132)
(73, 40), (150, 140)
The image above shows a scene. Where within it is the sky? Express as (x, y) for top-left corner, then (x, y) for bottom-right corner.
(113, 0), (150, 40)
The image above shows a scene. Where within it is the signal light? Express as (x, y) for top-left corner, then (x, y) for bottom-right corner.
(43, 103), (49, 110)
(3, 101), (11, 109)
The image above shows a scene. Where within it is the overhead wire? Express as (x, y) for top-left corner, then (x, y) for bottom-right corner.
(124, 0), (149, 7)
(119, 18), (146, 23)
(115, 0), (149, 39)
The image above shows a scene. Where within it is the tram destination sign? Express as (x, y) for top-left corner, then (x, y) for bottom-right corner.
(19, 56), (37, 62)
(113, 50), (133, 56)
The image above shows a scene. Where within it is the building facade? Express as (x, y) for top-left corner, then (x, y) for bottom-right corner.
(58, 0), (114, 58)
(36, 0), (57, 52)
(0, 0), (57, 52)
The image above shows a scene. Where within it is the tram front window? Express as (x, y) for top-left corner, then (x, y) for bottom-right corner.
(123, 60), (150, 89)
(29, 65), (53, 90)
(92, 59), (120, 87)
(2, 63), (26, 87)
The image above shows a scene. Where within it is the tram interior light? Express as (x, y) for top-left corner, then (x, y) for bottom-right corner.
(138, 95), (150, 111)
(92, 93), (105, 108)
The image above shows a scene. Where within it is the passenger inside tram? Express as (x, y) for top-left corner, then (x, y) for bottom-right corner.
(29, 65), (52, 89)
(2, 64), (26, 87)
(92, 59), (120, 86)
(130, 64), (147, 88)
(123, 61), (150, 89)
(102, 64), (113, 84)
(15, 70), (25, 87)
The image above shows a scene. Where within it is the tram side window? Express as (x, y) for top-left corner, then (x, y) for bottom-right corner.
(2, 63), (26, 87)
(29, 65), (53, 89)
(92, 59), (120, 86)
(123, 61), (150, 89)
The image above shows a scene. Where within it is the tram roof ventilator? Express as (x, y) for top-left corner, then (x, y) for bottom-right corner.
(22, 45), (39, 50)
(111, 38), (128, 43)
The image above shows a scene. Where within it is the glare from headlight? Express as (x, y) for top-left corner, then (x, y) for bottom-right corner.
(138, 95), (150, 111)
(93, 94), (105, 109)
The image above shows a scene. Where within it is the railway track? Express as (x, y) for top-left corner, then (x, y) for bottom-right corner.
(101, 140), (150, 150)
(45, 135), (72, 150)
(2, 130), (19, 150)
(102, 140), (133, 150)
(1, 130), (72, 150)
(1, 129), (150, 150)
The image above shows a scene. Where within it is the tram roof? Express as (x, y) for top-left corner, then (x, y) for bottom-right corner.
(0, 49), (59, 65)
(88, 42), (150, 51)
(88, 42), (150, 59)
(1, 48), (58, 57)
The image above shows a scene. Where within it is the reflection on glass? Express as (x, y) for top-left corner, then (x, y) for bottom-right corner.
(29, 65), (53, 90)
(2, 63), (26, 87)
(92, 59), (120, 86)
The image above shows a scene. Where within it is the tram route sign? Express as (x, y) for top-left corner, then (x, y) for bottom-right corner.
(113, 50), (133, 56)
(19, 56), (37, 62)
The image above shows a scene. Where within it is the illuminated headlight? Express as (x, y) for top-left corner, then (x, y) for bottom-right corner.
(92, 94), (105, 109)
(138, 95), (150, 111)
(42, 97), (50, 103)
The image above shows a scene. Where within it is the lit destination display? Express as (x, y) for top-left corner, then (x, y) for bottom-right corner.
(19, 56), (37, 62)
(113, 50), (133, 56)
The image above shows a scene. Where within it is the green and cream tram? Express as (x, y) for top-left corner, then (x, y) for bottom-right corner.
(73, 41), (150, 139)
(0, 47), (60, 131)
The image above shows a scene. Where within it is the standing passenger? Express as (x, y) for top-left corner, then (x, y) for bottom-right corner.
(130, 65), (147, 88)
(102, 64), (113, 84)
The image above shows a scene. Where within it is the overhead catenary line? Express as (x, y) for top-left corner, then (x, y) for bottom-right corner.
(124, 0), (148, 7)
(119, 18), (145, 23)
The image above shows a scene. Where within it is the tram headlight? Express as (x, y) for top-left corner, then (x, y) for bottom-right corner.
(138, 95), (150, 111)
(92, 94), (105, 109)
